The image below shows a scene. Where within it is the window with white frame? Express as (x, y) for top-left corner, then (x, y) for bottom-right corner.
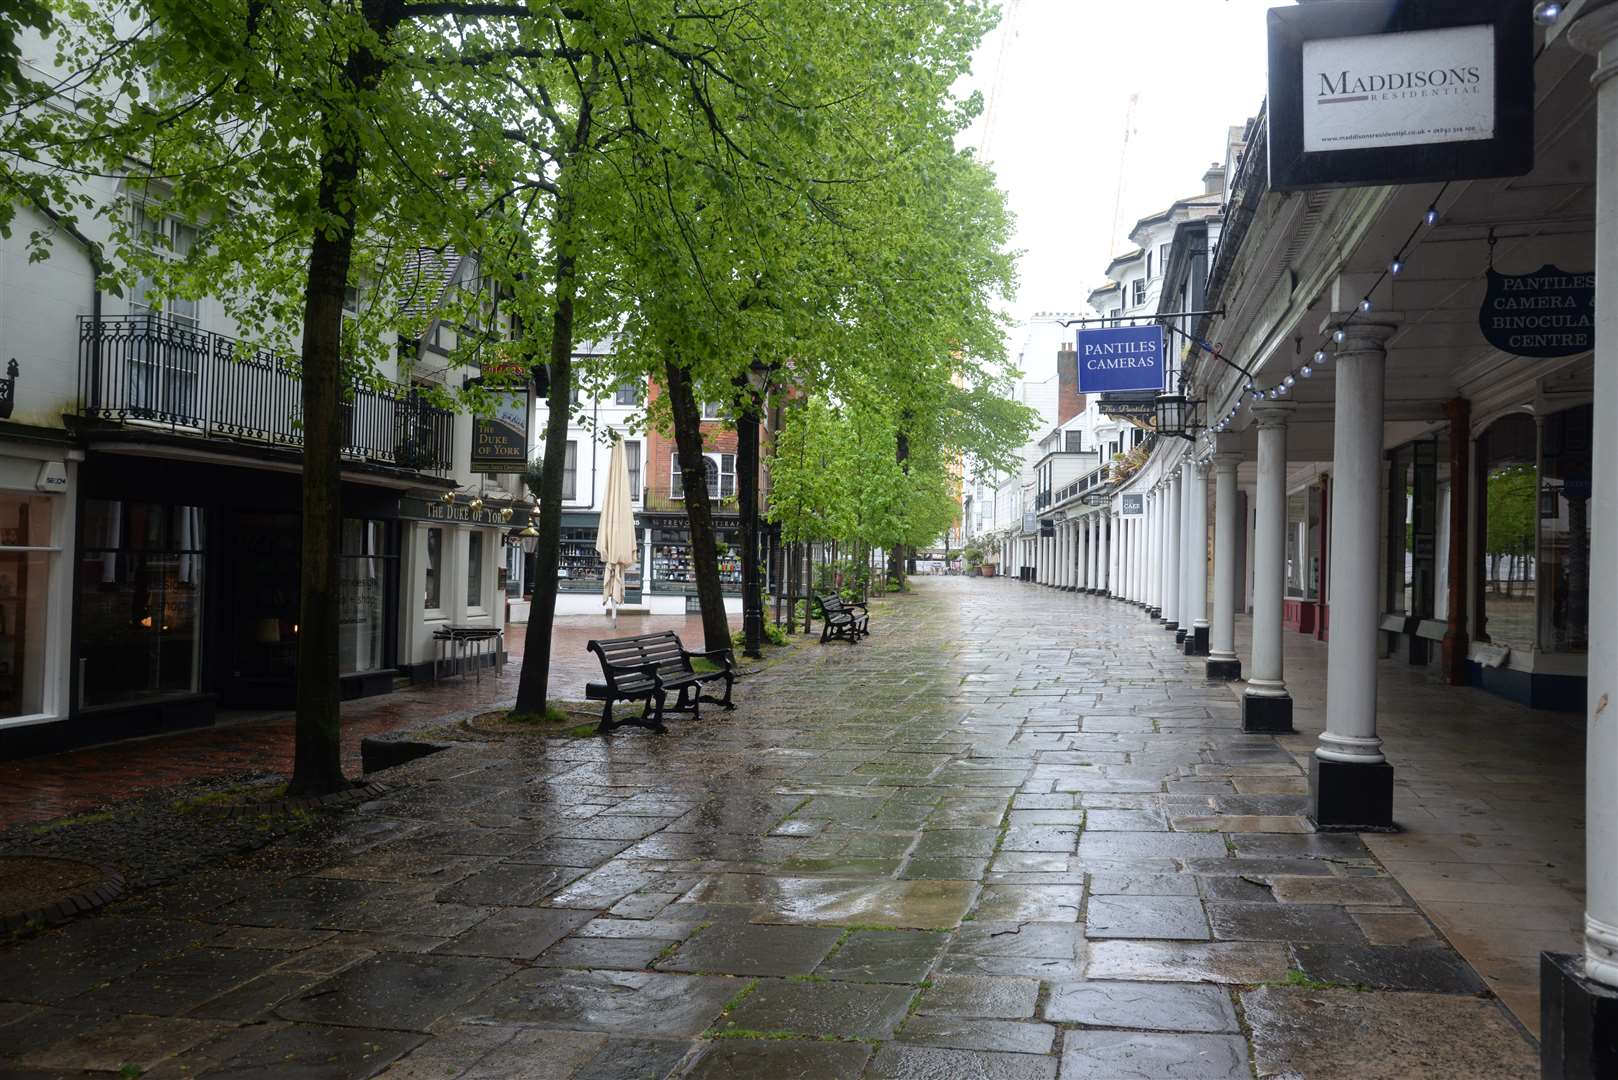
(671, 452), (735, 499)
(615, 380), (640, 406)
(626, 441), (641, 502)
(562, 441), (578, 501)
(1131, 279), (1147, 307)
(0, 494), (59, 721)
(130, 206), (201, 418)
(700, 401), (726, 420)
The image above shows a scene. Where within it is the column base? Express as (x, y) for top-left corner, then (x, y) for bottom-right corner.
(1206, 655), (1240, 680)
(1242, 692), (1293, 733)
(1164, 621), (1179, 633)
(1309, 755), (1395, 831)
(1184, 626), (1209, 657)
(1147, 607), (1160, 619)
(1174, 628), (1187, 644)
(1541, 952), (1618, 1079)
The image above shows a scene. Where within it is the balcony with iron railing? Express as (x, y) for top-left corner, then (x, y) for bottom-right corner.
(1053, 462), (1115, 509)
(76, 315), (455, 473)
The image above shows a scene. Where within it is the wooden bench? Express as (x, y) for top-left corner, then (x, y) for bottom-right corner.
(815, 594), (870, 644)
(585, 631), (736, 734)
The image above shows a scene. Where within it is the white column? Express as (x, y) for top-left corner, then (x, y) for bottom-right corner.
(1101, 513), (1112, 595)
(1090, 514), (1102, 592)
(1164, 471), (1183, 629)
(1180, 462), (1196, 634)
(1147, 490), (1161, 613)
(1246, 404), (1293, 724)
(1120, 513), (1132, 600)
(1318, 322), (1397, 766)
(1066, 522), (1077, 589)
(1187, 459), (1210, 648)
(1209, 452), (1243, 677)
(1573, 6), (1618, 991)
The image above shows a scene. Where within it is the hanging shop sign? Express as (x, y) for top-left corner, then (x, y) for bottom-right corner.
(398, 496), (529, 527)
(1479, 266), (1595, 359)
(1022, 512), (1038, 535)
(1121, 494), (1145, 517)
(1076, 325), (1164, 394)
(1098, 393), (1159, 424)
(1267, 0), (1532, 191)
(470, 382), (530, 475)
(1040, 519), (1056, 539)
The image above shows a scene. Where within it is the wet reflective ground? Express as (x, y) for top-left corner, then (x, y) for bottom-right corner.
(0, 578), (1537, 1078)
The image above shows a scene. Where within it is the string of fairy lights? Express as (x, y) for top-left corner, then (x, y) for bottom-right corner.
(1204, 182), (1452, 439)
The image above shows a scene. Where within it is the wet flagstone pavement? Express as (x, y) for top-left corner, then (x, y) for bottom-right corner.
(0, 578), (1538, 1078)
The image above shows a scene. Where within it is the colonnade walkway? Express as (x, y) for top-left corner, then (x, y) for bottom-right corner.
(0, 577), (1541, 1078)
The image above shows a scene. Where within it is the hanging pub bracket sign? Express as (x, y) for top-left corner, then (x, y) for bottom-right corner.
(1478, 231), (1595, 359)
(1266, 0), (1533, 191)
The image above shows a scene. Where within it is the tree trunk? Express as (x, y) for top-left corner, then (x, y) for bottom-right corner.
(513, 101), (593, 716)
(803, 541), (813, 633)
(664, 358), (732, 654)
(887, 430), (910, 590)
(734, 377), (763, 658)
(288, 11), (387, 797)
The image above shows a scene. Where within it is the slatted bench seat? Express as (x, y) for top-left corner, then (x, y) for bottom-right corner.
(815, 593), (870, 644)
(585, 631), (736, 734)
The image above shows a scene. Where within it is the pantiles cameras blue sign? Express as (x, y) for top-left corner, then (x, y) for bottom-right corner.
(1076, 325), (1165, 395)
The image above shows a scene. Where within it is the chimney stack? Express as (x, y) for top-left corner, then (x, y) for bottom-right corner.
(1057, 343), (1084, 426)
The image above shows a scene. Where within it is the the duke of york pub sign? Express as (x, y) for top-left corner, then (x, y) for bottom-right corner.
(1076, 325), (1164, 395)
(1479, 266), (1595, 359)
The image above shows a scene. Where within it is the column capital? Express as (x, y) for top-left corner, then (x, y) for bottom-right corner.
(1250, 401), (1294, 430)
(1192, 459), (1212, 479)
(1327, 321), (1399, 359)
(1570, 4), (1618, 86)
(1213, 450), (1245, 470)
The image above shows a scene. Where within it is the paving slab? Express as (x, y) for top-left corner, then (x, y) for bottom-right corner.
(433, 907), (594, 959)
(813, 929), (948, 983)
(1242, 986), (1535, 1078)
(899, 1015), (1056, 1054)
(1059, 1030), (1252, 1079)
(657, 923), (842, 976)
(1291, 943), (1489, 993)
(684, 1038), (872, 1079)
(1085, 896), (1210, 940)
(866, 1043), (1058, 1080)
(1043, 980), (1239, 1032)
(462, 969), (735, 1037)
(275, 953), (513, 1032)
(719, 978), (914, 1039)
(916, 975), (1040, 1019)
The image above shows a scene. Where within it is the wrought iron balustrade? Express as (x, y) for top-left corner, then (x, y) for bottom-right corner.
(77, 315), (454, 472)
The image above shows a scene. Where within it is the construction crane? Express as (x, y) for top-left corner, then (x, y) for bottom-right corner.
(1105, 93), (1140, 267)
(976, 0), (1023, 161)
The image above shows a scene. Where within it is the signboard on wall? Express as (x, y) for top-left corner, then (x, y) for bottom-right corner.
(1479, 266), (1595, 358)
(471, 386), (530, 474)
(1076, 325), (1164, 394)
(1121, 494), (1144, 517)
(1267, 0), (1532, 191)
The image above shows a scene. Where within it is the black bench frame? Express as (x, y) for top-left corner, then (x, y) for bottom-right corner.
(815, 593), (870, 644)
(585, 631), (736, 734)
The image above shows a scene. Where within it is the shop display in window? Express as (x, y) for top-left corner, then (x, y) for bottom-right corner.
(650, 526), (741, 594)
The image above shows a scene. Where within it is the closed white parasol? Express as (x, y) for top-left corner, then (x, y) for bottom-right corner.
(596, 434), (637, 626)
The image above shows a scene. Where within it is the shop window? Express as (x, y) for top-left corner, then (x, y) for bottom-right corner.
(1284, 487), (1323, 601)
(1538, 404), (1592, 654)
(563, 441), (578, 501)
(1476, 413), (1537, 653)
(339, 519), (394, 675)
(1385, 439), (1441, 618)
(0, 495), (56, 720)
(626, 441), (641, 502)
(650, 525), (742, 594)
(467, 531), (485, 609)
(77, 499), (203, 708)
(424, 526), (443, 612)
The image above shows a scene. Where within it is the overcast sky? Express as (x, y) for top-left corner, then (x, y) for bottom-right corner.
(957, 0), (1287, 334)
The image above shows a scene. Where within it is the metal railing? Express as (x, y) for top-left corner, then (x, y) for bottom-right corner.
(77, 315), (454, 472)
(1053, 463), (1115, 508)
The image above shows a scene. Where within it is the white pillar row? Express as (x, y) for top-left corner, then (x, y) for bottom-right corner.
(1185, 459), (1211, 655)
(1570, 6), (1618, 1007)
(1164, 471), (1183, 630)
(1244, 403), (1294, 733)
(1313, 322), (1397, 829)
(1207, 451), (1244, 679)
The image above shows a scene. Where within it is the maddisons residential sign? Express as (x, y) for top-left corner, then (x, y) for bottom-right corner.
(1480, 266), (1595, 359)
(1268, 0), (1531, 191)
(1076, 325), (1164, 395)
